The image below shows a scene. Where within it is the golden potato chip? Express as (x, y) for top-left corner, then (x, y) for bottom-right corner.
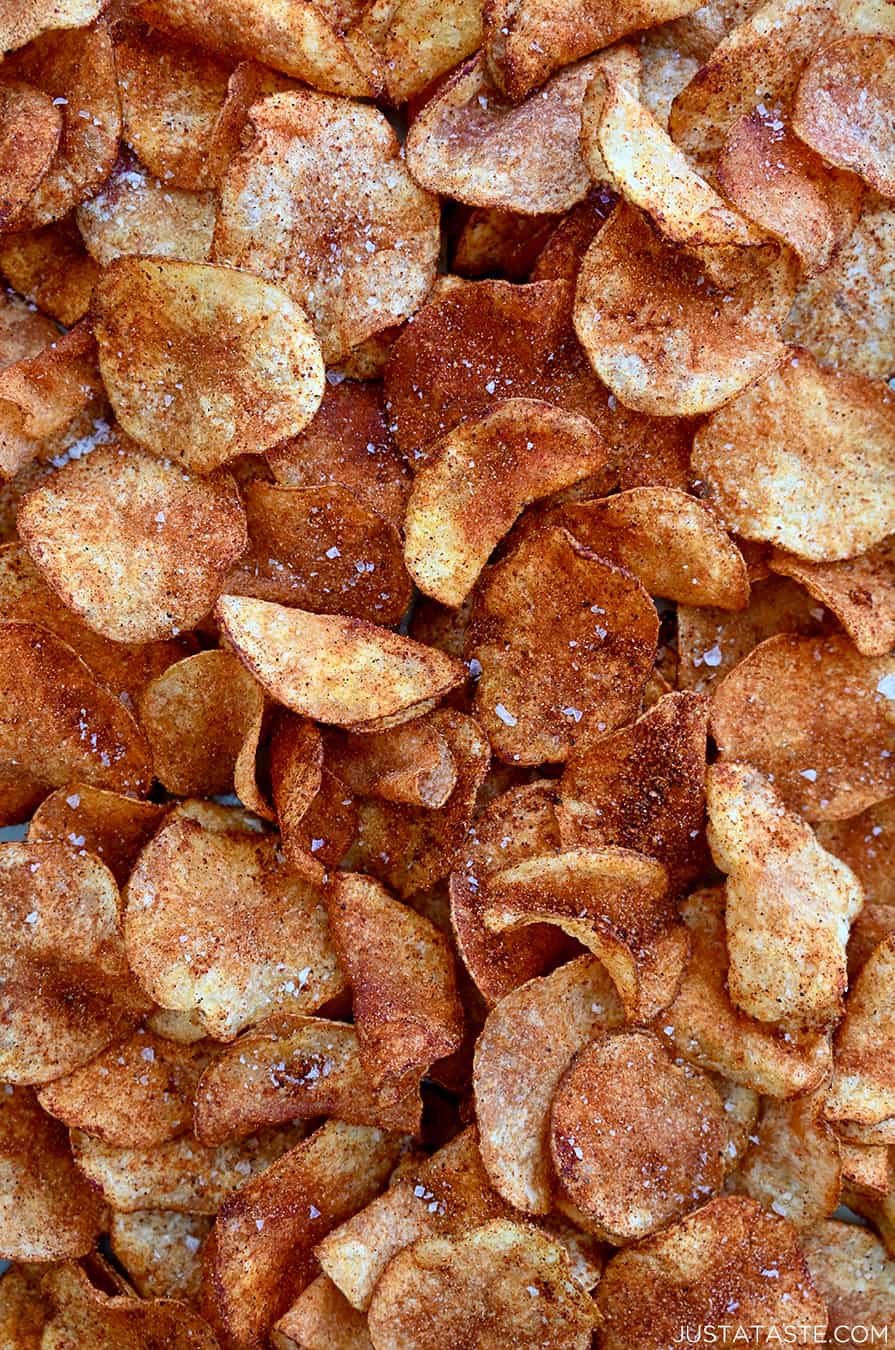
(266, 381), (409, 533)
(467, 525), (658, 763)
(707, 762), (863, 1030)
(37, 1027), (209, 1147)
(147, 1006), (210, 1045)
(202, 58), (296, 189)
(324, 718), (457, 810)
(0, 1), (106, 52)
(40, 1263), (219, 1349)
(573, 201), (788, 417)
(693, 352), (895, 561)
(596, 1195), (827, 1349)
(125, 815), (347, 1040)
(226, 481), (410, 626)
(271, 1275), (371, 1350)
(404, 399), (609, 608)
(135, 0), (382, 97)
(139, 651), (263, 798)
(3, 26), (120, 230)
(0, 1085), (106, 1260)
(113, 25), (230, 192)
(405, 53), (596, 215)
(473, 957), (624, 1214)
(19, 441), (247, 642)
(326, 872), (464, 1099)
(840, 1137), (891, 1194)
(76, 157), (216, 266)
(367, 1218), (597, 1350)
(658, 889), (834, 1096)
(817, 798), (895, 907)
(0, 80), (61, 231)
(0, 321), (105, 478)
(0, 217), (97, 326)
(793, 36), (895, 198)
(111, 1210), (212, 1303)
(0, 841), (149, 1083)
(769, 538), (895, 657)
(848, 901), (895, 982)
(730, 1088), (842, 1228)
(451, 206), (558, 281)
(214, 91), (439, 364)
(94, 259), (324, 474)
(827, 933), (895, 1125)
(217, 595), (465, 731)
(803, 1221), (895, 1340)
(27, 784), (166, 886)
(558, 691), (709, 892)
(202, 1120), (401, 1349)
(0, 1261), (49, 1345)
(638, 30), (702, 129)
(361, 0), (483, 103)
(711, 633), (895, 820)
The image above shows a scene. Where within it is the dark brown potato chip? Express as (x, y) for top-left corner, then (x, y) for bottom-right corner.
(451, 206), (559, 281)
(0, 217), (98, 326)
(40, 1261), (220, 1348)
(793, 36), (895, 199)
(28, 784), (166, 886)
(0, 80), (61, 231)
(769, 538), (895, 657)
(0, 1261), (49, 1343)
(111, 1210), (212, 1303)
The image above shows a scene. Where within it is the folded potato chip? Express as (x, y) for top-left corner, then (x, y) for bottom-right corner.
(325, 716), (457, 812)
(793, 36), (895, 198)
(0, 217), (98, 327)
(730, 1088), (841, 1229)
(0, 79), (61, 231)
(41, 1263), (220, 1349)
(28, 784), (166, 885)
(110, 1210), (212, 1303)
(769, 538), (895, 656)
(826, 933), (895, 1125)
(77, 157), (216, 266)
(803, 1222), (895, 1341)
(94, 259), (325, 473)
(271, 1274), (372, 1350)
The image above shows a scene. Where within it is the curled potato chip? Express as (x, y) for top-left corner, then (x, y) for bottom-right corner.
(467, 525), (658, 763)
(41, 1263), (219, 1349)
(271, 1274), (371, 1350)
(827, 933), (895, 1125)
(94, 259), (324, 474)
(77, 157), (216, 266)
(28, 784), (166, 886)
(404, 399), (609, 608)
(474, 957), (624, 1214)
(451, 206), (558, 281)
(124, 814), (347, 1040)
(195, 1015), (421, 1144)
(638, 30), (702, 129)
(38, 1027), (209, 1147)
(730, 1088), (842, 1229)
(214, 91), (439, 364)
(711, 633), (895, 820)
(361, 0), (482, 103)
(550, 1029), (726, 1241)
(659, 889), (834, 1096)
(692, 351), (895, 561)
(111, 1210), (211, 1303)
(19, 441), (247, 642)
(327, 872), (463, 1099)
(707, 762), (863, 1030)
(0, 1085), (106, 1260)
(0, 217), (98, 327)
(817, 798), (895, 907)
(769, 538), (895, 657)
(0, 80), (61, 230)
(406, 54), (596, 216)
(803, 1222), (895, 1341)
(0, 321), (105, 479)
(202, 1120), (402, 1350)
(325, 718), (457, 810)
(217, 595), (465, 731)
(596, 1195), (827, 1349)
(793, 36), (895, 198)
(367, 1218), (597, 1350)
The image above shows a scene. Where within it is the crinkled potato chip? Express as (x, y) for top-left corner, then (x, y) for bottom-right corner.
(94, 258), (325, 473)
(271, 1274), (372, 1350)
(803, 1222), (895, 1342)
(793, 36), (895, 198)
(77, 156), (216, 266)
(0, 80), (62, 231)
(730, 1088), (842, 1229)
(0, 321), (105, 479)
(0, 841), (149, 1084)
(214, 91), (439, 364)
(0, 1085), (106, 1260)
(325, 717), (457, 810)
(710, 633), (895, 820)
(404, 399), (610, 608)
(111, 1210), (212, 1303)
(40, 1260), (220, 1349)
(28, 784), (166, 886)
(0, 217), (98, 327)
(361, 0), (483, 104)
(18, 440), (247, 642)
(817, 797), (895, 907)
(124, 814), (347, 1040)
(406, 54), (596, 216)
(769, 537), (895, 656)
(826, 933), (895, 1125)
(217, 595), (465, 730)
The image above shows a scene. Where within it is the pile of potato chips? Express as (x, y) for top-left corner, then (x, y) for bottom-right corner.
(0, 0), (894, 1344)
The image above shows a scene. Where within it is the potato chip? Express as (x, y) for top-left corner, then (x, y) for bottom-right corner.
(77, 157), (216, 266)
(827, 933), (895, 1125)
(451, 207), (559, 282)
(147, 1006), (214, 1044)
(201, 58), (297, 189)
(41, 1262), (220, 1348)
(0, 1085), (106, 1260)
(135, 0), (382, 97)
(693, 352), (895, 561)
(404, 399), (609, 608)
(816, 798), (895, 907)
(0, 1261), (49, 1345)
(574, 202), (790, 417)
(27, 784), (166, 886)
(638, 30), (702, 129)
(711, 633), (895, 820)
(217, 595), (465, 731)
(0, 321), (105, 478)
(595, 1195), (827, 1349)
(841, 1137), (891, 1194)
(804, 1223), (895, 1341)
(226, 481), (411, 626)
(730, 1088), (841, 1228)
(202, 1120), (402, 1350)
(124, 814), (347, 1040)
(848, 902), (895, 982)
(266, 381), (409, 533)
(658, 889), (834, 1096)
(405, 54), (597, 215)
(793, 36), (895, 198)
(0, 1), (106, 52)
(707, 762), (863, 1030)
(0, 217), (97, 327)
(19, 441), (247, 643)
(361, 0), (483, 103)
(0, 80), (61, 231)
(769, 538), (895, 657)
(326, 872), (464, 1099)
(3, 26), (120, 230)
(37, 1026), (209, 1146)
(214, 91), (439, 364)
(111, 1210), (212, 1303)
(94, 258), (324, 473)
(324, 717), (457, 811)
(467, 525), (658, 763)
(271, 1275), (372, 1350)
(367, 1218), (597, 1350)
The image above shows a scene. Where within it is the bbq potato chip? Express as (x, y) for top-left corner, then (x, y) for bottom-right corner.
(0, 1261), (49, 1343)
(803, 1222), (895, 1342)
(111, 1210), (212, 1302)
(28, 784), (166, 886)
(0, 217), (98, 326)
(817, 798), (895, 907)
(451, 206), (559, 281)
(366, 1219), (597, 1350)
(217, 595), (465, 730)
(793, 36), (895, 198)
(40, 1263), (219, 1350)
(406, 54), (596, 216)
(325, 717), (457, 811)
(692, 352), (895, 561)
(94, 259), (325, 473)
(214, 91), (439, 364)
(841, 1137), (891, 1194)
(827, 933), (895, 1125)
(19, 441), (247, 642)
(271, 1275), (372, 1350)
(769, 538), (895, 657)
(0, 842), (149, 1084)
(0, 1), (106, 52)
(77, 158), (216, 266)
(710, 633), (895, 820)
(731, 1088), (842, 1229)
(361, 0), (483, 103)
(0, 321), (105, 479)
(124, 814), (347, 1040)
(467, 526), (658, 763)
(0, 81), (61, 231)
(0, 1085), (106, 1260)
(595, 1196), (827, 1350)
